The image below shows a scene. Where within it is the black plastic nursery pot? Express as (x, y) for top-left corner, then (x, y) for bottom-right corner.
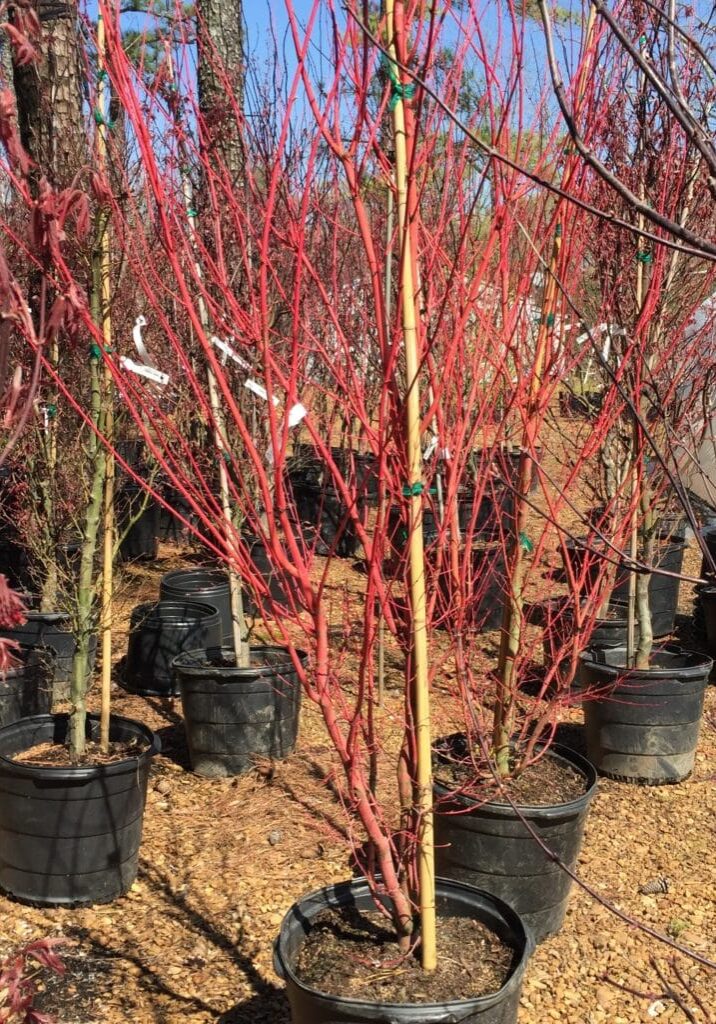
(697, 586), (716, 658)
(563, 537), (685, 638)
(124, 600), (222, 696)
(273, 877), (533, 1024)
(433, 743), (597, 943)
(0, 645), (53, 727)
(0, 599), (96, 702)
(116, 484), (160, 562)
(173, 645), (306, 778)
(160, 567), (234, 643)
(287, 469), (364, 558)
(611, 540), (686, 638)
(579, 646), (712, 784)
(0, 713), (159, 906)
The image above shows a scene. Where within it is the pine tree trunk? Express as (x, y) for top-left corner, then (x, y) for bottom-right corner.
(196, 0), (244, 185)
(12, 1), (86, 189)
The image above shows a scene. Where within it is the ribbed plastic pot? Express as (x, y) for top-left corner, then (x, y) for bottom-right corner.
(611, 541), (686, 638)
(700, 526), (716, 578)
(0, 645), (54, 727)
(434, 744), (597, 943)
(698, 586), (716, 657)
(160, 568), (234, 643)
(288, 475), (362, 558)
(579, 646), (712, 783)
(173, 645), (306, 778)
(124, 601), (222, 696)
(273, 877), (533, 1024)
(0, 536), (31, 591)
(116, 485), (160, 562)
(0, 713), (159, 906)
(0, 602), (96, 702)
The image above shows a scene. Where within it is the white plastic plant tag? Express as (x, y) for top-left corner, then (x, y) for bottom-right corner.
(210, 335), (251, 370)
(244, 378), (279, 406)
(287, 403), (308, 428)
(119, 356), (169, 386)
(132, 315), (153, 365)
(423, 435), (438, 461)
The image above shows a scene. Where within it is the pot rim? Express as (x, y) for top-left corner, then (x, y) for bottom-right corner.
(160, 567), (229, 591)
(274, 875), (532, 1012)
(131, 600), (221, 628)
(579, 643), (713, 679)
(172, 644), (307, 678)
(0, 713), (160, 781)
(432, 742), (597, 816)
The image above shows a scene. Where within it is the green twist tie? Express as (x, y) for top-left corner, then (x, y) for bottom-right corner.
(46, 402), (57, 418)
(545, 312), (555, 327)
(639, 34), (647, 47)
(97, 69), (109, 83)
(555, 222), (562, 238)
(519, 532), (533, 553)
(89, 343), (112, 360)
(381, 55), (417, 110)
(636, 249), (652, 263)
(402, 481), (424, 497)
(186, 207), (198, 217)
(93, 108), (115, 130)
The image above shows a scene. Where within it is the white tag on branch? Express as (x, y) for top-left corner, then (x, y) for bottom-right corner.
(119, 356), (170, 387)
(244, 378), (279, 406)
(647, 1001), (667, 1018)
(132, 315), (154, 366)
(287, 403), (307, 429)
(210, 335), (251, 370)
(423, 435), (438, 461)
(439, 447), (452, 461)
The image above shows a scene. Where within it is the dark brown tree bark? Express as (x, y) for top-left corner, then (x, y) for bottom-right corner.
(196, 0), (244, 185)
(12, 1), (86, 189)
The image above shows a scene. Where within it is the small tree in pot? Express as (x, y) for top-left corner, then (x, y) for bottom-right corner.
(538, 0), (716, 783)
(0, 9), (159, 908)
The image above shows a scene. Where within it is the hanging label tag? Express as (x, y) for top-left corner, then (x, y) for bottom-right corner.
(245, 378), (279, 406)
(132, 315), (154, 366)
(210, 335), (251, 370)
(287, 403), (307, 428)
(423, 435), (438, 461)
(119, 356), (170, 386)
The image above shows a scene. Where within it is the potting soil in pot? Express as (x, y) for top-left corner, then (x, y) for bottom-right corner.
(293, 906), (514, 1003)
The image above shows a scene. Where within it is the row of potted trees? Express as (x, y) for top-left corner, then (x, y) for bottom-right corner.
(0, 0), (715, 1020)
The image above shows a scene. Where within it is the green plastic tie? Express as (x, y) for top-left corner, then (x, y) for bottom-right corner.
(555, 222), (562, 238)
(93, 108), (115, 130)
(97, 69), (109, 83)
(636, 249), (653, 264)
(402, 481), (425, 497)
(186, 207), (198, 218)
(381, 54), (417, 110)
(545, 312), (555, 327)
(89, 343), (112, 360)
(519, 532), (534, 553)
(46, 402), (57, 418)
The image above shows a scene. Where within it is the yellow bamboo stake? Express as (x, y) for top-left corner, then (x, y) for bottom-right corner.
(97, 9), (114, 753)
(385, 0), (436, 973)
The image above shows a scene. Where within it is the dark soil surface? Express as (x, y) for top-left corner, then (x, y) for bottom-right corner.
(294, 907), (515, 1003)
(435, 746), (588, 805)
(13, 737), (148, 768)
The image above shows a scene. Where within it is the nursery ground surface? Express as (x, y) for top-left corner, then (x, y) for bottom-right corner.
(0, 534), (714, 1024)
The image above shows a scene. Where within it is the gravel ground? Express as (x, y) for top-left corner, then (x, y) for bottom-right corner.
(0, 533), (712, 1024)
